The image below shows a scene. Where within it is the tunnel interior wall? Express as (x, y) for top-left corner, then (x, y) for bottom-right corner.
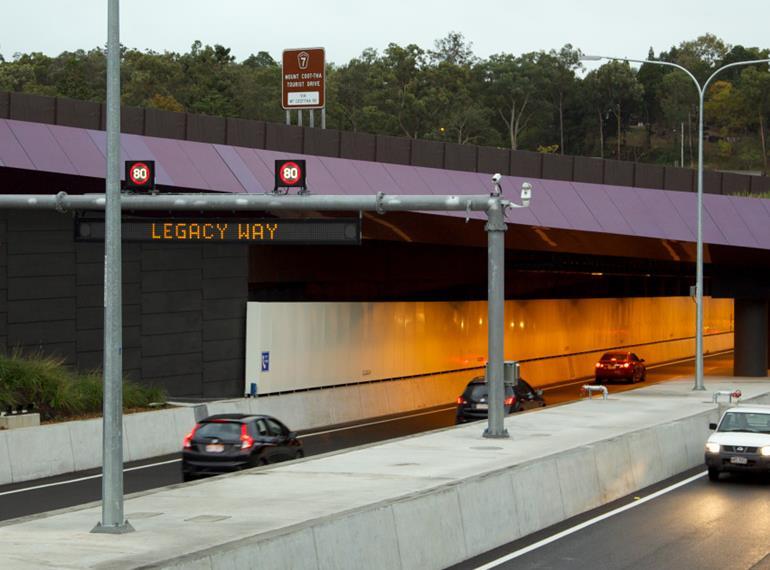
(245, 297), (734, 394)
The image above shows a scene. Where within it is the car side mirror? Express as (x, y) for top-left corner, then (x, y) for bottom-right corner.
(535, 390), (544, 397)
(709, 422), (717, 430)
(640, 359), (645, 363)
(288, 431), (297, 439)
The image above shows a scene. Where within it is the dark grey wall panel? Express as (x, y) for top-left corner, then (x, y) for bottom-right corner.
(722, 172), (751, 195)
(77, 307), (103, 330)
(750, 175), (770, 195)
(8, 299), (76, 323)
(510, 151), (542, 178)
(56, 97), (101, 129)
(203, 359), (242, 385)
(203, 298), (246, 320)
(142, 353), (202, 378)
(141, 247), (201, 271)
(634, 163), (664, 189)
(202, 277), (243, 299)
(444, 142), (477, 172)
(703, 170), (722, 195)
(304, 128), (340, 158)
(7, 252), (75, 277)
(265, 123), (304, 153)
(145, 108), (186, 139)
(604, 159), (634, 187)
(6, 231), (75, 254)
(8, 276), (76, 300)
(186, 113), (226, 144)
(142, 312), (202, 335)
(76, 262), (104, 285)
(340, 132), (376, 161)
(0, 91), (9, 119)
(9, 92), (56, 124)
(141, 331), (201, 357)
(202, 318), (243, 341)
(477, 147), (509, 175)
(141, 269), (202, 293)
(8, 321), (75, 346)
(663, 166), (693, 192)
(573, 157), (604, 183)
(203, 257), (248, 279)
(542, 154), (574, 181)
(226, 117), (265, 148)
(376, 135), (411, 165)
(142, 291), (202, 314)
(410, 140), (444, 169)
(77, 285), (104, 308)
(203, 340), (244, 361)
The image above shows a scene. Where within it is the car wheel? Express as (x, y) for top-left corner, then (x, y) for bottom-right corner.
(708, 468), (721, 482)
(258, 457), (269, 466)
(295, 450), (305, 460)
(182, 472), (195, 483)
(640, 372), (646, 382)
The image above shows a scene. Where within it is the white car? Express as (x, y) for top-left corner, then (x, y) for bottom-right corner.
(705, 405), (770, 481)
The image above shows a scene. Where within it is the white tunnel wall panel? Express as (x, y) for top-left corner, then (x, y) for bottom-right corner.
(245, 297), (734, 394)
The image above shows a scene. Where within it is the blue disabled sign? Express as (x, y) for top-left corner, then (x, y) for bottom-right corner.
(261, 351), (270, 372)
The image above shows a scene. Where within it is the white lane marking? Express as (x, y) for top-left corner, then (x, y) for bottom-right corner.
(541, 350), (732, 392)
(0, 459), (181, 497)
(300, 406), (457, 438)
(473, 471), (707, 569)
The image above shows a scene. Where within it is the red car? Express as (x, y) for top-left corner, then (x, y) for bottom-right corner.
(595, 351), (646, 384)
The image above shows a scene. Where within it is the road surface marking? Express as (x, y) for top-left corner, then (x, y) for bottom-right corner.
(473, 471), (706, 569)
(0, 459), (181, 497)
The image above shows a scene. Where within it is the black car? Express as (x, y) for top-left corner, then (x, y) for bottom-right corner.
(456, 377), (546, 424)
(182, 413), (303, 481)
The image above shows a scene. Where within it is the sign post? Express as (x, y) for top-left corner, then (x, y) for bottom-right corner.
(282, 48), (325, 128)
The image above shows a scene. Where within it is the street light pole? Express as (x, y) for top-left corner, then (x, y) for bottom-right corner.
(581, 55), (770, 391)
(91, 0), (133, 535)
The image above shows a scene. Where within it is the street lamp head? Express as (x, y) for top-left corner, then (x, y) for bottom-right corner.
(579, 55), (603, 62)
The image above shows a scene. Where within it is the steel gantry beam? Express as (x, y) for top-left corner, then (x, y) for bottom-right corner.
(0, 186), (531, 526)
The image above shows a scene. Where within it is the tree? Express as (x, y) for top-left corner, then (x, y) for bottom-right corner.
(483, 53), (543, 150)
(585, 61), (644, 158)
(538, 45), (581, 154)
(734, 67), (770, 172)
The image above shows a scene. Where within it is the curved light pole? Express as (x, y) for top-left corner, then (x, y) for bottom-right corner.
(581, 54), (770, 391)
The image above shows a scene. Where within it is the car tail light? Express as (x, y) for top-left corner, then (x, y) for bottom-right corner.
(595, 362), (602, 368)
(456, 396), (467, 405)
(622, 362), (630, 368)
(183, 423), (200, 449)
(504, 396), (515, 406)
(240, 423), (254, 449)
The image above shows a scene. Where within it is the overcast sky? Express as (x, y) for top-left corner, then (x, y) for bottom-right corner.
(0, 0), (766, 65)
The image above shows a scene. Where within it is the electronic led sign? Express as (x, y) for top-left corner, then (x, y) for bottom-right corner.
(75, 218), (361, 245)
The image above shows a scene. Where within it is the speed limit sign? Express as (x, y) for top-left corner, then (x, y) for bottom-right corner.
(274, 159), (306, 193)
(124, 160), (155, 191)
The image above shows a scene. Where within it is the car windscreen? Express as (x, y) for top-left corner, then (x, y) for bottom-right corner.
(195, 421), (242, 440)
(718, 412), (770, 433)
(600, 352), (628, 361)
(463, 383), (513, 400)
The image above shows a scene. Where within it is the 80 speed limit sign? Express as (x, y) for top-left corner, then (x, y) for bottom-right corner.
(124, 160), (156, 191)
(274, 159), (306, 193)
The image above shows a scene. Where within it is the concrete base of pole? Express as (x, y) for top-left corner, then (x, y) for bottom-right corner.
(91, 521), (135, 534)
(483, 428), (509, 439)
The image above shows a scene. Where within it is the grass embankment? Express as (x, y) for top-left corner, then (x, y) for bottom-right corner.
(0, 350), (166, 422)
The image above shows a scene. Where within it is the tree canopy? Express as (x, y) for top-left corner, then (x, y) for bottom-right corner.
(1, 32), (768, 172)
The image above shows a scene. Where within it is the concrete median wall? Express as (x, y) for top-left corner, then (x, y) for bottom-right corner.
(150, 385), (770, 570)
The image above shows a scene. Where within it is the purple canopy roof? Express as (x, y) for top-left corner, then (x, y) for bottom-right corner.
(1, 117), (769, 250)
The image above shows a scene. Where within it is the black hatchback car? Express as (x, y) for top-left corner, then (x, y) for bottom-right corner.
(182, 413), (303, 481)
(456, 377), (545, 424)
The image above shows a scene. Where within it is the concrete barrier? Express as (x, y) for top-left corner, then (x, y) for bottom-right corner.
(0, 406), (197, 486)
(2, 378), (769, 569)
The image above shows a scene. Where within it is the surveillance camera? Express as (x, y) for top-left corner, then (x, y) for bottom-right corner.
(492, 173), (502, 184)
(520, 182), (532, 207)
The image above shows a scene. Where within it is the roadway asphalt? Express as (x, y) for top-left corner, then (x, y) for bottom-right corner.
(452, 466), (770, 570)
(0, 351), (734, 523)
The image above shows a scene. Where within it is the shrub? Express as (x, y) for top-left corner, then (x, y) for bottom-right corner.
(0, 349), (166, 421)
